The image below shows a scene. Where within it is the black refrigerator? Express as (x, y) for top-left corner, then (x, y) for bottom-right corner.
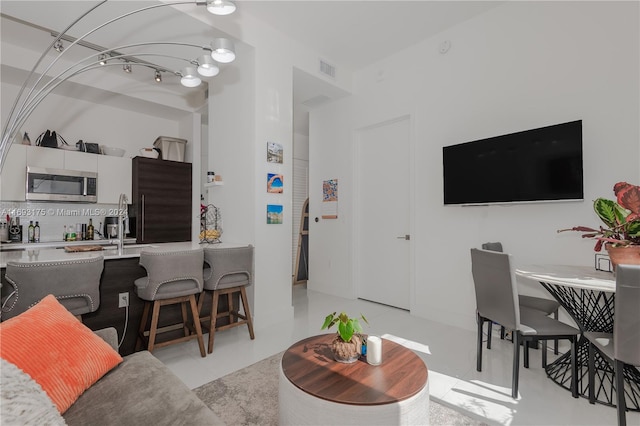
(130, 156), (192, 243)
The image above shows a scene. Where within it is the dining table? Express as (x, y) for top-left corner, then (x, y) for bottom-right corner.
(516, 264), (639, 411)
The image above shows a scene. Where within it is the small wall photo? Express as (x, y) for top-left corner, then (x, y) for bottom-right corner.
(267, 204), (283, 224)
(267, 173), (283, 193)
(267, 141), (283, 163)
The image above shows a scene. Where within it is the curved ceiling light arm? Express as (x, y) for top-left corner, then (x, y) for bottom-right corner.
(13, 59), (197, 137)
(2, 1), (203, 166)
(1, 0), (232, 170)
(13, 1), (197, 136)
(2, 0), (107, 142)
(9, 44), (212, 141)
(11, 41), (211, 130)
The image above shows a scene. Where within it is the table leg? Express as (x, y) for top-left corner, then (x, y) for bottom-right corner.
(540, 282), (640, 411)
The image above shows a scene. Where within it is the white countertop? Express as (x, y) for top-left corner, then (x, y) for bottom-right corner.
(0, 238), (137, 250)
(515, 264), (616, 292)
(0, 241), (248, 268)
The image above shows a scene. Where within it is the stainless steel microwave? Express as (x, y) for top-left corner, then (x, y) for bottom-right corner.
(26, 166), (97, 202)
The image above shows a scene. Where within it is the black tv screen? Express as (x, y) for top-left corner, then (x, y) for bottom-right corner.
(443, 120), (583, 205)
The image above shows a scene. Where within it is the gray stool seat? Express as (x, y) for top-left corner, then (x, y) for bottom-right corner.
(199, 245), (255, 353)
(2, 256), (104, 321)
(134, 276), (201, 300)
(134, 249), (206, 357)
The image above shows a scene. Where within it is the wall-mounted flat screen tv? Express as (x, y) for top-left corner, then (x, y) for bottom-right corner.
(443, 120), (583, 205)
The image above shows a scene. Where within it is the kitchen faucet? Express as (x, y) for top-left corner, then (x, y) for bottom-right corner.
(117, 193), (129, 255)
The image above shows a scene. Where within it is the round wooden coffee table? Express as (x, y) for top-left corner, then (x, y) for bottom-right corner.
(279, 334), (429, 425)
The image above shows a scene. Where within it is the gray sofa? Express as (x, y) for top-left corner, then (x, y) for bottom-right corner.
(62, 327), (223, 425)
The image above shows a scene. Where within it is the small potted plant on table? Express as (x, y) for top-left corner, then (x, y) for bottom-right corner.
(321, 312), (368, 363)
(558, 181), (640, 269)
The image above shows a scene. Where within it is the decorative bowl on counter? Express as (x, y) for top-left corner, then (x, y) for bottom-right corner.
(139, 148), (159, 159)
(102, 146), (126, 157)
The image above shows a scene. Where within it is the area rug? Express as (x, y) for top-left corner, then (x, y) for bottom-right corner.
(194, 352), (486, 426)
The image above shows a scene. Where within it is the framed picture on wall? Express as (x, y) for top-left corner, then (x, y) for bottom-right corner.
(267, 204), (283, 224)
(322, 179), (338, 219)
(267, 141), (283, 163)
(267, 173), (284, 193)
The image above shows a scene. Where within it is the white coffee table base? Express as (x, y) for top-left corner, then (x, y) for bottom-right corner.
(278, 363), (430, 425)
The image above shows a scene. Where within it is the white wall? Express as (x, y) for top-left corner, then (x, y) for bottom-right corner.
(208, 42), (296, 328)
(309, 1), (640, 330)
(1, 81), (181, 157)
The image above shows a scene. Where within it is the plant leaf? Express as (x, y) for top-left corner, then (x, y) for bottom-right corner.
(593, 198), (618, 228)
(613, 202), (630, 226)
(321, 312), (336, 330)
(352, 319), (363, 334)
(338, 320), (354, 342)
(615, 182), (640, 215)
(627, 219), (640, 238)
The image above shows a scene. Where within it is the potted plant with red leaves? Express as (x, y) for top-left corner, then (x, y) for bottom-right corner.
(558, 182), (640, 269)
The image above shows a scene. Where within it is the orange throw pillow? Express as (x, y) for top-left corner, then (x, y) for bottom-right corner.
(0, 295), (123, 413)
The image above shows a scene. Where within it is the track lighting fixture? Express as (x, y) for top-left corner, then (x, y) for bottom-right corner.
(206, 0), (236, 16)
(2, 0), (240, 171)
(197, 55), (219, 77)
(210, 38), (236, 64)
(180, 66), (201, 87)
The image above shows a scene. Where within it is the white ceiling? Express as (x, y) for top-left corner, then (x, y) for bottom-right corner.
(239, 1), (503, 71)
(238, 1), (505, 134)
(1, 1), (504, 134)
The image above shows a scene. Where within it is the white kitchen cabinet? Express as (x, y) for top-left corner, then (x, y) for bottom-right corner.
(64, 151), (98, 172)
(0, 144), (27, 201)
(97, 155), (131, 204)
(26, 146), (64, 169)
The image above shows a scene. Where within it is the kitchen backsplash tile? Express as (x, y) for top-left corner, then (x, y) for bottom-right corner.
(1, 201), (120, 243)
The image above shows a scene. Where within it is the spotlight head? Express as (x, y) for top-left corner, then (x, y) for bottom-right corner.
(154, 70), (162, 83)
(123, 63), (132, 73)
(206, 0), (236, 16)
(197, 55), (220, 77)
(98, 54), (108, 65)
(53, 40), (64, 52)
(211, 38), (236, 64)
(180, 66), (201, 87)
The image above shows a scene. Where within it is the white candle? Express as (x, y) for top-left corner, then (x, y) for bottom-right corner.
(367, 336), (382, 365)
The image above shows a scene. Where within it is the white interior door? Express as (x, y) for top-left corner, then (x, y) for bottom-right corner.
(355, 116), (411, 310)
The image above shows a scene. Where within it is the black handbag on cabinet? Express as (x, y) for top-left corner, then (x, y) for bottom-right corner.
(76, 140), (100, 154)
(36, 130), (68, 148)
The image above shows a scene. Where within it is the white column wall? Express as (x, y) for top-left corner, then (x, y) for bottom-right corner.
(208, 44), (295, 328)
(251, 46), (296, 327)
(309, 1), (639, 330)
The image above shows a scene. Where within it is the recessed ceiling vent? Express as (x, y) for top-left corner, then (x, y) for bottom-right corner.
(301, 94), (331, 108)
(319, 59), (336, 79)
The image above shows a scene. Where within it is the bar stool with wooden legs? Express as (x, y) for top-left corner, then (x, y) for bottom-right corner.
(200, 245), (254, 353)
(134, 248), (206, 357)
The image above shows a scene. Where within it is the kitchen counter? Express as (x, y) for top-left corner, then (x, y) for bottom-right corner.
(0, 241), (245, 268)
(0, 238), (137, 251)
(1, 240), (251, 355)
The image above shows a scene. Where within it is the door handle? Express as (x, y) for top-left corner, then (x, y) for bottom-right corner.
(141, 194), (145, 242)
(396, 235), (410, 240)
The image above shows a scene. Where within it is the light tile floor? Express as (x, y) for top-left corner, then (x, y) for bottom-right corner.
(153, 286), (639, 425)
